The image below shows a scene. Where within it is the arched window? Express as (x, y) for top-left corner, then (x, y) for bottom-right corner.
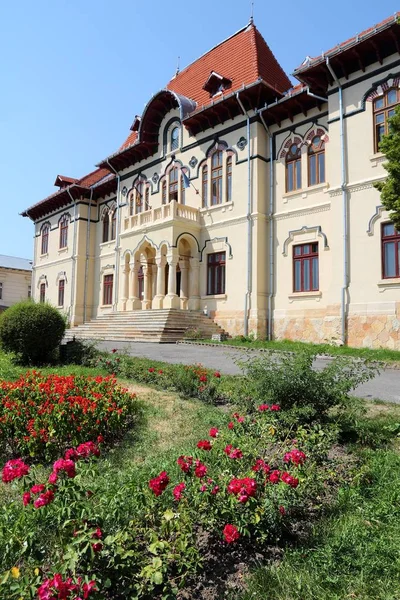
(135, 181), (143, 214)
(129, 192), (134, 216)
(286, 144), (302, 192)
(59, 215), (68, 249)
(202, 165), (208, 208)
(211, 150), (223, 205)
(41, 224), (49, 255)
(40, 282), (46, 303)
(226, 155), (232, 202)
(102, 209), (109, 243)
(138, 266), (144, 299)
(308, 136), (325, 186)
(171, 126), (180, 151)
(169, 167), (179, 202)
(374, 88), (400, 152)
(110, 209), (117, 240)
(180, 175), (186, 205)
(145, 187), (150, 210)
(162, 180), (167, 205)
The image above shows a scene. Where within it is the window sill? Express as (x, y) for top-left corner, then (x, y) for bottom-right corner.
(40, 253), (49, 258)
(100, 240), (115, 249)
(200, 201), (234, 214)
(377, 278), (400, 288)
(58, 247), (68, 254)
(288, 291), (322, 301)
(201, 294), (227, 300)
(283, 183), (329, 202)
(370, 152), (386, 168)
(100, 304), (113, 308)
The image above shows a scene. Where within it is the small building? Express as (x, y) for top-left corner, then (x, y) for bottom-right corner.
(0, 255), (32, 310)
(21, 13), (400, 348)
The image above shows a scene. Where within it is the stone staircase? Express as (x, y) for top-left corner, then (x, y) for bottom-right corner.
(63, 309), (228, 343)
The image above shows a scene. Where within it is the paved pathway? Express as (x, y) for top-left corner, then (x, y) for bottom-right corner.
(96, 341), (400, 404)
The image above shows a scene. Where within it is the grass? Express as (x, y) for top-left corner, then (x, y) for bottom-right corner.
(0, 351), (107, 380)
(202, 337), (400, 363)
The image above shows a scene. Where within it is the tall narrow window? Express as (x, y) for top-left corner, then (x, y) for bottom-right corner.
(59, 215), (68, 249)
(293, 243), (319, 292)
(28, 285), (31, 299)
(286, 144), (301, 192)
(171, 127), (180, 151)
(103, 274), (113, 305)
(382, 222), (400, 278)
(226, 155), (232, 202)
(162, 180), (167, 205)
(58, 279), (65, 307)
(211, 150), (223, 205)
(180, 174), (186, 205)
(145, 187), (150, 210)
(374, 88), (400, 152)
(138, 266), (144, 299)
(308, 136), (325, 186)
(202, 165), (208, 208)
(135, 181), (143, 214)
(207, 252), (226, 295)
(169, 167), (179, 202)
(129, 193), (134, 216)
(110, 210), (117, 240)
(40, 283), (46, 303)
(102, 210), (109, 243)
(41, 225), (49, 255)
(0, 282), (3, 300)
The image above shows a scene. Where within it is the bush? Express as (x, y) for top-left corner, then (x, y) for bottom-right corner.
(0, 301), (66, 365)
(0, 372), (139, 460)
(60, 339), (99, 366)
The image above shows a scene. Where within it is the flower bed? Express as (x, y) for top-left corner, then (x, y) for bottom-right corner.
(0, 372), (138, 460)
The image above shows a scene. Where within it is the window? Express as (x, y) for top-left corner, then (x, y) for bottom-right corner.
(129, 193), (134, 216)
(286, 144), (301, 192)
(0, 282), (3, 300)
(58, 279), (65, 307)
(202, 165), (208, 208)
(171, 127), (180, 151)
(293, 243), (319, 292)
(110, 210), (116, 240)
(102, 210), (109, 243)
(169, 167), (179, 202)
(211, 151), (223, 205)
(41, 224), (49, 255)
(162, 180), (167, 205)
(138, 266), (144, 299)
(374, 88), (400, 152)
(59, 215), (68, 249)
(226, 155), (232, 202)
(40, 283), (46, 303)
(135, 181), (143, 214)
(308, 136), (325, 186)
(180, 174), (186, 205)
(28, 285), (31, 299)
(381, 222), (400, 278)
(207, 252), (226, 295)
(145, 187), (150, 210)
(103, 274), (113, 305)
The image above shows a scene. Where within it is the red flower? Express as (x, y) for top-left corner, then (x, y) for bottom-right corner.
(252, 459), (270, 474)
(214, 371), (221, 378)
(258, 404), (269, 411)
(200, 483), (207, 492)
(228, 421), (234, 430)
(197, 440), (212, 451)
(149, 471), (170, 496)
(224, 444), (233, 455)
(227, 477), (257, 501)
(209, 427), (219, 438)
(53, 458), (76, 478)
(177, 455), (193, 473)
(211, 485), (220, 495)
(92, 542), (103, 553)
(48, 471), (58, 485)
(194, 461), (207, 478)
(65, 448), (78, 461)
(92, 527), (102, 539)
(2, 458), (30, 483)
(30, 484), (45, 494)
(173, 482), (186, 501)
(279, 505), (286, 515)
(199, 375), (207, 383)
(112, 348), (118, 353)
(83, 580), (97, 598)
(34, 489), (55, 508)
(281, 471), (299, 488)
(269, 470), (281, 484)
(97, 435), (104, 444)
(270, 404), (280, 411)
(23, 491), (31, 506)
(158, 370), (163, 374)
(284, 449), (306, 466)
(76, 441), (100, 458)
(224, 444), (243, 459)
(223, 524), (240, 543)
(148, 367), (155, 373)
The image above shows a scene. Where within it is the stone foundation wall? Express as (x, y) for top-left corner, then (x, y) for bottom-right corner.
(273, 305), (342, 345)
(347, 314), (400, 349)
(210, 309), (267, 339)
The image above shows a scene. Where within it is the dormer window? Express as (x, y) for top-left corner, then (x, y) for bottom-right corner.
(203, 71), (232, 97)
(171, 127), (180, 151)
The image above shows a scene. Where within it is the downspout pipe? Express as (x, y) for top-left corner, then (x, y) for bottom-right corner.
(236, 92), (252, 337)
(83, 188), (93, 323)
(105, 160), (121, 312)
(257, 108), (274, 341)
(306, 87), (328, 103)
(67, 188), (78, 326)
(326, 57), (348, 345)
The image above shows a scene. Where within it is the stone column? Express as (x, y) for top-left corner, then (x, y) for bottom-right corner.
(152, 264), (157, 300)
(142, 264), (152, 310)
(118, 263), (130, 311)
(152, 255), (166, 309)
(128, 261), (141, 310)
(179, 259), (189, 310)
(163, 253), (180, 309)
(188, 258), (201, 310)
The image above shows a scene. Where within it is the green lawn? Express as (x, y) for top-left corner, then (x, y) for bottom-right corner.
(202, 337), (400, 363)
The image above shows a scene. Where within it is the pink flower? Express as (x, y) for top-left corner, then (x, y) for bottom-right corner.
(197, 440), (212, 451)
(237, 416), (245, 423)
(34, 489), (55, 509)
(228, 421), (234, 430)
(53, 458), (76, 478)
(30, 484), (45, 494)
(224, 444), (233, 455)
(48, 471), (58, 485)
(223, 524), (240, 543)
(258, 404), (269, 411)
(82, 580), (97, 598)
(209, 427), (219, 438)
(194, 461), (207, 478)
(64, 448), (78, 461)
(23, 491), (31, 506)
(76, 441), (100, 458)
(199, 375), (207, 383)
(211, 485), (220, 495)
(229, 447), (243, 459)
(2, 459), (30, 483)
(270, 404), (280, 411)
(173, 482), (186, 501)
(92, 527), (102, 539)
(200, 484), (207, 492)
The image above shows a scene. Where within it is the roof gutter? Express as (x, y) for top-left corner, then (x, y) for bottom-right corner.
(306, 88), (328, 103)
(236, 92), (252, 337)
(326, 57), (349, 346)
(105, 160), (121, 312)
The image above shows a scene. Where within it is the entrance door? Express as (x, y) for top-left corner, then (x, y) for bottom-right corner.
(176, 264), (181, 297)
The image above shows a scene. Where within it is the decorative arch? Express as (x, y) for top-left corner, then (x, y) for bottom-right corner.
(40, 221), (51, 233)
(303, 125), (329, 146)
(58, 212), (71, 226)
(174, 232), (200, 256)
(278, 134), (303, 162)
(138, 90), (196, 147)
(200, 237), (233, 262)
(363, 73), (400, 107)
(131, 235), (159, 256)
(367, 205), (387, 236)
(205, 138), (228, 158)
(37, 274), (48, 289)
(100, 205), (110, 220)
(282, 225), (329, 257)
(163, 117), (181, 154)
(56, 271), (67, 284)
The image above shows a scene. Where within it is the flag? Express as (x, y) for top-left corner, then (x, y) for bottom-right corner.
(182, 170), (191, 189)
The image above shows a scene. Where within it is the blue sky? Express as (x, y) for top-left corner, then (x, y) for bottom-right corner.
(0, 1), (398, 258)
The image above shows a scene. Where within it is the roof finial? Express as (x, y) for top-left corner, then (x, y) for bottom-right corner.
(175, 56), (180, 77)
(249, 0), (254, 24)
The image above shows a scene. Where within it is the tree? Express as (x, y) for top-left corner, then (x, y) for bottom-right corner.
(374, 105), (400, 230)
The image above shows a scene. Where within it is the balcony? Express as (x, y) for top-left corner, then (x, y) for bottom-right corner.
(123, 200), (200, 232)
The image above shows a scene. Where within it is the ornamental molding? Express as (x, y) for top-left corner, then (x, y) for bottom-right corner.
(100, 264), (115, 276)
(282, 225), (329, 257)
(152, 173), (159, 184)
(364, 74), (400, 104)
(328, 175), (386, 197)
(56, 271), (67, 284)
(237, 136), (248, 151)
(367, 205), (388, 236)
(37, 274), (48, 288)
(275, 201), (331, 221)
(189, 156), (198, 168)
(199, 237), (233, 262)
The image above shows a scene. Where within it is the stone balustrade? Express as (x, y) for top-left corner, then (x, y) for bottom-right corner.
(123, 200), (199, 232)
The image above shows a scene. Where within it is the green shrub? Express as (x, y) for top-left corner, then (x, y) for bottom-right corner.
(0, 301), (66, 365)
(60, 339), (99, 366)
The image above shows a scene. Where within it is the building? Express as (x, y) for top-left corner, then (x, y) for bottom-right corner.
(0, 256), (32, 310)
(22, 13), (400, 348)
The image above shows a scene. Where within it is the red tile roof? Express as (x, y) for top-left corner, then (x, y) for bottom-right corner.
(119, 131), (138, 150)
(78, 168), (112, 187)
(167, 23), (291, 107)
